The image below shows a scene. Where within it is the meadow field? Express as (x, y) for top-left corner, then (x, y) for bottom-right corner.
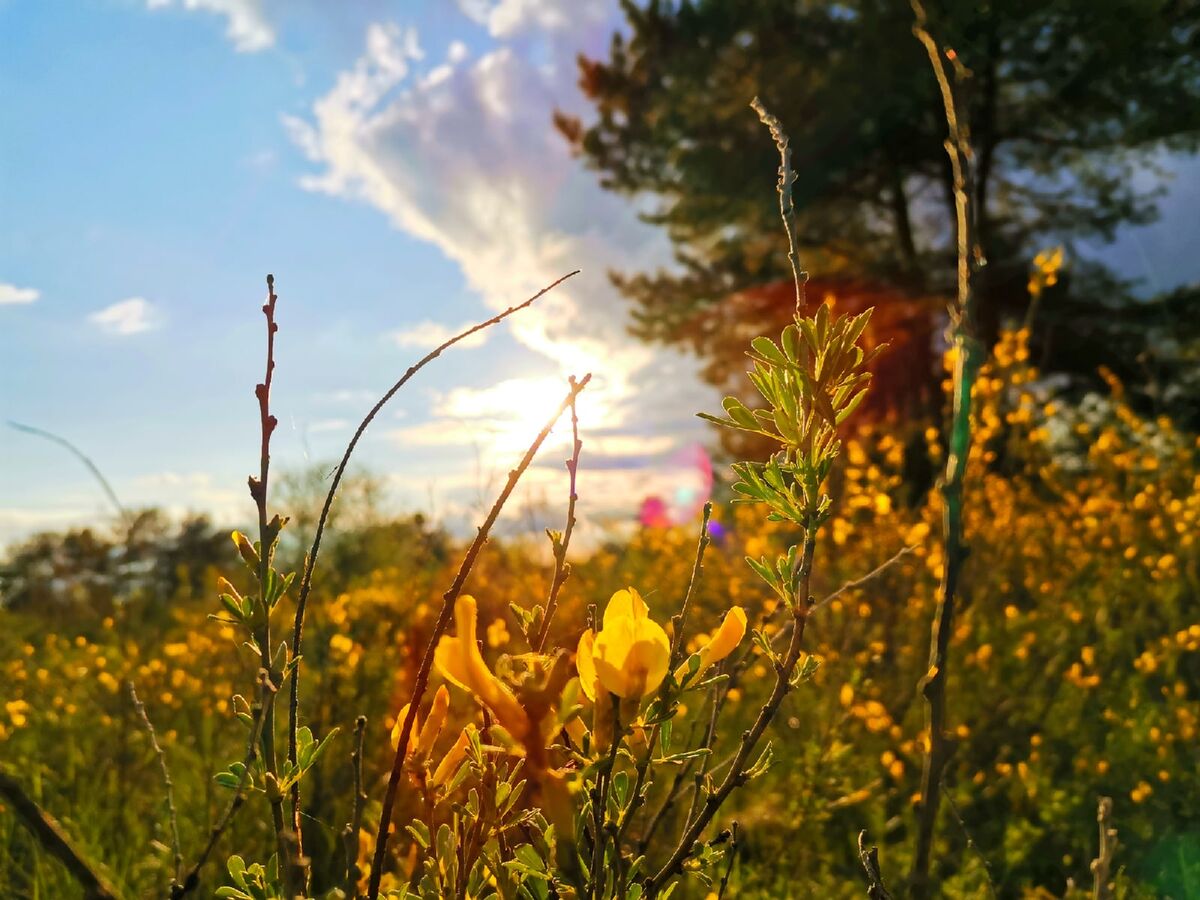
(3, 1), (1199, 898)
(4, 314), (1199, 896)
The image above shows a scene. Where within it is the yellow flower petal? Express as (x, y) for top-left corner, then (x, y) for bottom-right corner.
(698, 606), (747, 667)
(416, 685), (450, 757)
(430, 724), (474, 787)
(602, 588), (649, 628)
(434, 635), (471, 691)
(675, 607), (747, 685)
(444, 595), (531, 741)
(593, 614), (670, 699)
(576, 629), (600, 702)
(390, 702), (421, 751)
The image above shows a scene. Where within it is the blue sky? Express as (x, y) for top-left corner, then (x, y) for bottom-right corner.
(2, 0), (1198, 546)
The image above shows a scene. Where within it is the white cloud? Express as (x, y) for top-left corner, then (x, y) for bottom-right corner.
(88, 297), (159, 336)
(146, 0), (274, 52)
(307, 418), (349, 433)
(390, 320), (488, 350)
(0, 283), (39, 305)
(286, 11), (719, 471)
(454, 0), (590, 38)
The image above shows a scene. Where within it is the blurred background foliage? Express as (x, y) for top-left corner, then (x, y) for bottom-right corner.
(3, 327), (1197, 896)
(556, 0), (1200, 449)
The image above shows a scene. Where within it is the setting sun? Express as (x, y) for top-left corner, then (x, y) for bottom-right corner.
(439, 374), (608, 456)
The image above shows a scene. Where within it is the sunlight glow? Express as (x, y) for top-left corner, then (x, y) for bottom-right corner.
(441, 375), (606, 456)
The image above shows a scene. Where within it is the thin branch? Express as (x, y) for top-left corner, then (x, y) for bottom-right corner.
(716, 822), (739, 899)
(532, 378), (583, 652)
(7, 420), (126, 519)
(669, 501), (714, 671)
(0, 770), (122, 900)
(365, 373), (592, 900)
(1091, 797), (1117, 900)
(758, 545), (917, 658)
(858, 831), (894, 900)
(246, 274), (300, 896)
(286, 271), (580, 833)
(750, 97), (808, 313)
(909, 3), (986, 895)
(646, 532), (817, 896)
(614, 506), (714, 882)
(342, 715), (369, 898)
(636, 713), (705, 854)
(811, 545), (918, 614)
(128, 682), (183, 889)
(941, 778), (997, 898)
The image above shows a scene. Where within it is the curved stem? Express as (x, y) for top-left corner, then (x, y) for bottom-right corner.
(532, 381), (583, 651)
(285, 271), (579, 843)
(365, 374), (592, 900)
(908, 5), (984, 896)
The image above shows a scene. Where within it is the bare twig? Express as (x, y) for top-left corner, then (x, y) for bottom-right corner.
(532, 378), (583, 651)
(0, 770), (122, 900)
(716, 822), (739, 899)
(858, 831), (894, 900)
(286, 271), (580, 835)
(941, 780), (997, 898)
(636, 712), (705, 854)
(1091, 797), (1117, 900)
(244, 275), (301, 896)
(908, 4), (986, 896)
(342, 715), (369, 898)
(646, 532), (817, 896)
(750, 97), (808, 313)
(128, 682), (183, 889)
(812, 545), (918, 613)
(7, 420), (126, 518)
(669, 501), (714, 671)
(365, 373), (592, 900)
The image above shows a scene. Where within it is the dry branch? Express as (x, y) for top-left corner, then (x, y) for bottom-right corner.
(365, 373), (592, 899)
(0, 770), (122, 900)
(908, 3), (986, 895)
(286, 271), (580, 836)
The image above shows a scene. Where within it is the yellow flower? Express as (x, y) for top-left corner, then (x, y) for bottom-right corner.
(430, 724), (475, 788)
(576, 629), (602, 701)
(577, 589), (670, 700)
(416, 685), (450, 757)
(674, 607), (747, 686)
(435, 595), (531, 741)
(390, 702), (420, 751)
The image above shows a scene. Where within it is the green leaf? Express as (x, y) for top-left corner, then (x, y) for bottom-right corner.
(611, 770), (629, 807)
(219, 593), (244, 621)
(721, 397), (758, 430)
(227, 855), (247, 884)
(781, 323), (801, 363)
(836, 388), (868, 424)
(750, 336), (788, 367)
(406, 820), (431, 849)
